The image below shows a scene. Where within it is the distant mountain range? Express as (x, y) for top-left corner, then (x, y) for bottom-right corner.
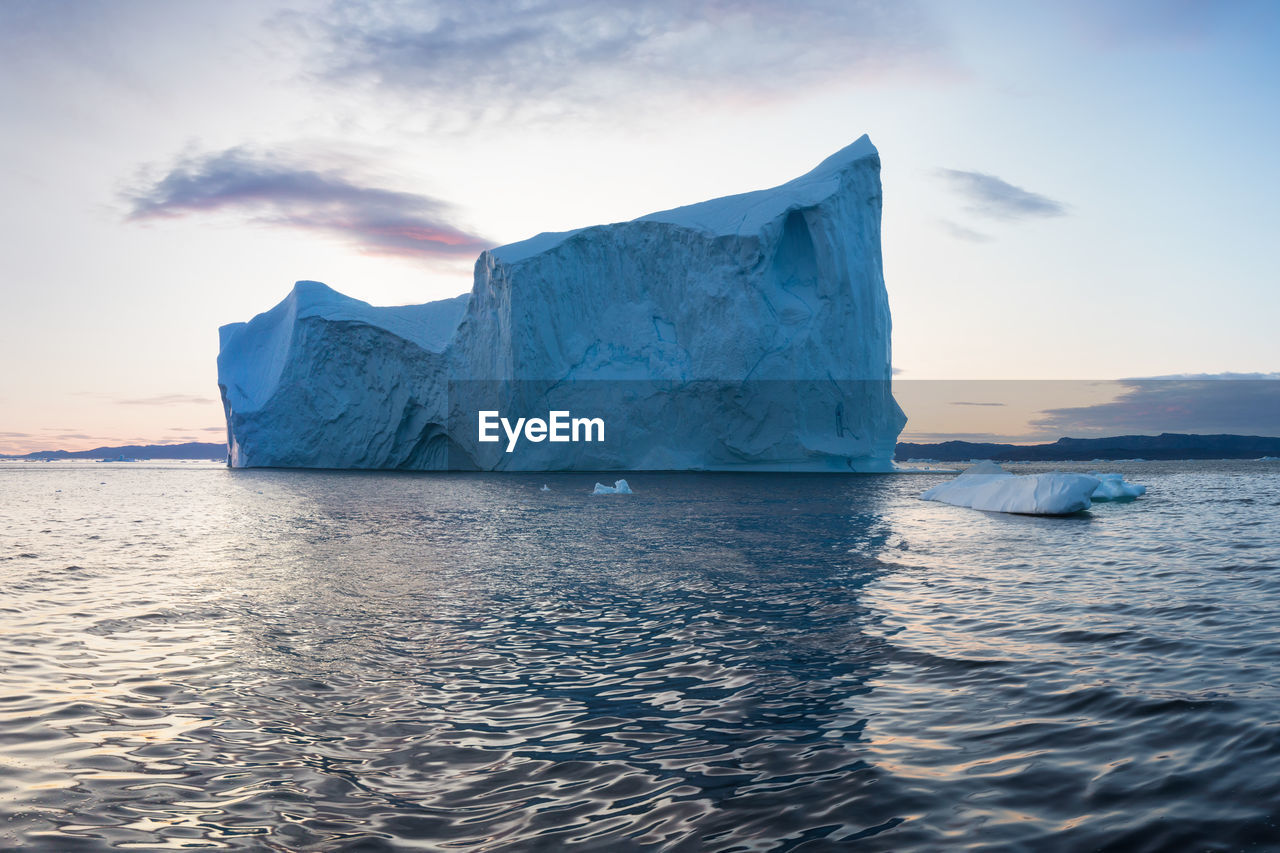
(2, 441), (226, 461)
(4, 433), (1278, 464)
(897, 433), (1280, 462)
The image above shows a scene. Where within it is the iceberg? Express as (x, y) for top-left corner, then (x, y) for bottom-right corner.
(217, 136), (905, 471)
(592, 479), (633, 495)
(1088, 472), (1147, 501)
(921, 461), (1100, 516)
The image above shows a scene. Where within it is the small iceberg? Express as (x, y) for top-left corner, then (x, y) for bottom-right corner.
(1088, 472), (1147, 501)
(592, 479), (633, 495)
(921, 461), (1099, 516)
(540, 484), (551, 492)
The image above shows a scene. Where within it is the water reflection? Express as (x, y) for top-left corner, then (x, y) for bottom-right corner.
(2, 465), (912, 850)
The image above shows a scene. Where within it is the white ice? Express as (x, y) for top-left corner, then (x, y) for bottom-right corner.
(592, 479), (633, 494)
(920, 461), (1100, 516)
(1088, 472), (1147, 501)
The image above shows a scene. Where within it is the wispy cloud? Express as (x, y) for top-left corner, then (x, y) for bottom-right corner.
(285, 0), (951, 122)
(118, 393), (216, 406)
(898, 431), (1048, 444)
(937, 169), (1068, 220)
(125, 147), (491, 260)
(950, 401), (1005, 407)
(1033, 374), (1280, 437)
(937, 218), (993, 243)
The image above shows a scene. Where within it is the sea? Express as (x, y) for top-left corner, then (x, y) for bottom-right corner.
(1, 459), (1278, 852)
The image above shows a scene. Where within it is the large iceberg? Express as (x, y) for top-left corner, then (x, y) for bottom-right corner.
(217, 136), (906, 471)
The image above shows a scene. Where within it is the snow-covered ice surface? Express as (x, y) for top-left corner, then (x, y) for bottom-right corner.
(920, 461), (1101, 516)
(1089, 472), (1147, 501)
(217, 137), (905, 471)
(592, 479), (633, 495)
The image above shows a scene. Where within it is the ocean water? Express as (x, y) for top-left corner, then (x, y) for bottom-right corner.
(1, 460), (1278, 852)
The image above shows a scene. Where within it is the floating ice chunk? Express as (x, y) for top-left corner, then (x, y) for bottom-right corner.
(1087, 472), (1146, 501)
(894, 462), (960, 473)
(540, 484), (551, 491)
(920, 461), (1099, 516)
(592, 479), (633, 495)
(962, 460), (1006, 475)
(1259, 456), (1280, 462)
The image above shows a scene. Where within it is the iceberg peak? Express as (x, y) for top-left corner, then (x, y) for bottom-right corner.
(804, 133), (879, 177)
(290, 279), (339, 299)
(493, 135), (881, 263)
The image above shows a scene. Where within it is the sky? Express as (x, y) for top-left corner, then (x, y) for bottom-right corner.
(1, 0), (1277, 453)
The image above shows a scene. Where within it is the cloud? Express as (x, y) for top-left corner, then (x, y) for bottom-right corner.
(937, 169), (1067, 220)
(950, 401), (1005, 407)
(898, 430), (1048, 444)
(285, 0), (950, 121)
(125, 147), (491, 260)
(117, 393), (216, 406)
(937, 218), (993, 243)
(1033, 374), (1280, 437)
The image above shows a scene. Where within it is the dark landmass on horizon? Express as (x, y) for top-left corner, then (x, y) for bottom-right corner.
(2, 441), (226, 461)
(5, 434), (1280, 463)
(897, 433), (1280, 462)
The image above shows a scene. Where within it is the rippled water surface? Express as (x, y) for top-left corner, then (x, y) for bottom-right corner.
(2, 460), (1278, 851)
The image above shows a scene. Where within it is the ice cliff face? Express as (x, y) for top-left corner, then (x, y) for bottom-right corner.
(217, 285), (467, 469)
(217, 135), (906, 471)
